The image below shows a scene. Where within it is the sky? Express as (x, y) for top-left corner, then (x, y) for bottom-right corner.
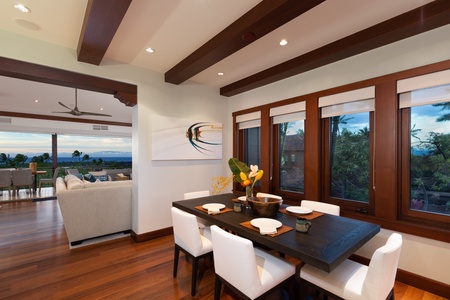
(0, 131), (132, 157)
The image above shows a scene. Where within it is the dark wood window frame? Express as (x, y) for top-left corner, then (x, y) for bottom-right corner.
(232, 59), (450, 243)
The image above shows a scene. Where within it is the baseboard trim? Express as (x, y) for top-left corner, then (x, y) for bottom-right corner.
(350, 254), (450, 299)
(130, 227), (173, 243)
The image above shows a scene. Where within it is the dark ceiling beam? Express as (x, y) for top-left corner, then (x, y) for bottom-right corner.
(165, 0), (325, 85)
(77, 0), (132, 65)
(0, 57), (137, 107)
(221, 0), (450, 97)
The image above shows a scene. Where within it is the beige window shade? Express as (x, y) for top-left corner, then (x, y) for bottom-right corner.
(270, 102), (306, 124)
(397, 69), (450, 94)
(319, 86), (375, 118)
(236, 111), (261, 130)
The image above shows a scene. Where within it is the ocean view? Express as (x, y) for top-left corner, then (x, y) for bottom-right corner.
(56, 157), (132, 163)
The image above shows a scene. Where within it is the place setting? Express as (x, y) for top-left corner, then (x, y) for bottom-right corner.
(280, 205), (324, 220)
(195, 203), (233, 215)
(240, 217), (293, 237)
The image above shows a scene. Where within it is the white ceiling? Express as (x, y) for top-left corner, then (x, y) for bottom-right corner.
(0, 0), (435, 124)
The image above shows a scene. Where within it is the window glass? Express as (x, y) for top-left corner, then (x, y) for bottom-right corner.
(243, 127), (260, 167)
(329, 113), (370, 202)
(0, 131), (51, 168)
(409, 102), (450, 216)
(279, 120), (304, 192)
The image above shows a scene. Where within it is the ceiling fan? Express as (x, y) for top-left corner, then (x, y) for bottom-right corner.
(52, 88), (112, 117)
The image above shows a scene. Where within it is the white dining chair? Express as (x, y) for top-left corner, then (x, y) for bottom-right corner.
(171, 207), (213, 296)
(256, 192), (282, 200)
(301, 200), (340, 216)
(38, 167), (61, 193)
(210, 225), (296, 300)
(0, 169), (12, 197)
(300, 232), (403, 300)
(183, 190), (211, 228)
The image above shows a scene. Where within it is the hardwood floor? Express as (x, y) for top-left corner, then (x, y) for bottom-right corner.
(0, 200), (446, 300)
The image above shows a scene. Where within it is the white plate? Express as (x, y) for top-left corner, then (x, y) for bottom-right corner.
(202, 203), (225, 210)
(286, 206), (313, 215)
(250, 218), (282, 229)
(237, 196), (247, 202)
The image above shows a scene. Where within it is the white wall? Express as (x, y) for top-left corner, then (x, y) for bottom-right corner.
(227, 25), (450, 285)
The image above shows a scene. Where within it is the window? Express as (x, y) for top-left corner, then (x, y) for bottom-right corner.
(231, 62), (450, 243)
(328, 113), (370, 202)
(399, 80), (450, 222)
(271, 102), (306, 195)
(320, 87), (375, 210)
(235, 111), (261, 191)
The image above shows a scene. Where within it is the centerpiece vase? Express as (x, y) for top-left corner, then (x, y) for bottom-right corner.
(246, 185), (254, 200)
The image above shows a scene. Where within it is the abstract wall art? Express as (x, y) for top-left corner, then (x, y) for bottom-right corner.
(152, 115), (222, 160)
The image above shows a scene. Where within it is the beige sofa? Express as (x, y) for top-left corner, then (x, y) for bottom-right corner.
(55, 175), (132, 246)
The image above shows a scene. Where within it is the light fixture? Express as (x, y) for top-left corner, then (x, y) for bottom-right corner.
(145, 47), (155, 53)
(218, 72), (224, 76)
(279, 39), (288, 46)
(34, 99), (39, 103)
(14, 4), (31, 13)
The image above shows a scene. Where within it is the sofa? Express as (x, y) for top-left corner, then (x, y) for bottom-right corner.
(55, 175), (132, 246)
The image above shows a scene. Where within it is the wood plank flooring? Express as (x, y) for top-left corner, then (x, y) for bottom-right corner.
(0, 200), (446, 300)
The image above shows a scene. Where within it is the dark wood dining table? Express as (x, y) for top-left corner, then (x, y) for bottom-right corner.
(173, 193), (380, 272)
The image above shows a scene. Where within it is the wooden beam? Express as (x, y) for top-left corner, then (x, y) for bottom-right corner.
(220, 0), (450, 97)
(165, 0), (325, 85)
(0, 57), (137, 107)
(77, 0), (132, 65)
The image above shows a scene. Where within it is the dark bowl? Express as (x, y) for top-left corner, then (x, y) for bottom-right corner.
(247, 197), (283, 218)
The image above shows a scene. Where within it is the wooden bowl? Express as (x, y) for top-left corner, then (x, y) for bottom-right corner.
(247, 197), (283, 217)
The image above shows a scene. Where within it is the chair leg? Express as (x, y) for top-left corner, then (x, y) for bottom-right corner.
(214, 275), (222, 300)
(173, 245), (180, 278)
(191, 256), (199, 296)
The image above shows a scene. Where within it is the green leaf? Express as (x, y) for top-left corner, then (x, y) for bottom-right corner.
(228, 158), (250, 182)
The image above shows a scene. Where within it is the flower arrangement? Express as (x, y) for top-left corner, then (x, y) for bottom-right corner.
(228, 158), (263, 198)
(211, 175), (233, 195)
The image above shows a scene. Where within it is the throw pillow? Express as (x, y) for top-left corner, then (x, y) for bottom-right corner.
(84, 173), (97, 183)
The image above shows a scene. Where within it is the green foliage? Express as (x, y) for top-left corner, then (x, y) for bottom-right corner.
(330, 127), (370, 202)
(228, 158), (250, 183)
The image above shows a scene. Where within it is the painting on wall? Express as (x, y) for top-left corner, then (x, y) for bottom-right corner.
(152, 115), (222, 160)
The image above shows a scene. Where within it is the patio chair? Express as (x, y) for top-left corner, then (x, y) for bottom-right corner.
(12, 168), (34, 195)
(39, 167), (61, 193)
(0, 169), (12, 197)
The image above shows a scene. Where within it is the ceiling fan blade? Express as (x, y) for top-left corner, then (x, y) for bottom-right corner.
(52, 90), (112, 118)
(58, 101), (74, 111)
(79, 111), (112, 117)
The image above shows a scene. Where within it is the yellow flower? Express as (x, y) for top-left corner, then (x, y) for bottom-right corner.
(240, 172), (248, 181)
(255, 170), (263, 181)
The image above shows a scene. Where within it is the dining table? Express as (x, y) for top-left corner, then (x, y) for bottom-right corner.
(172, 193), (380, 272)
(32, 170), (47, 192)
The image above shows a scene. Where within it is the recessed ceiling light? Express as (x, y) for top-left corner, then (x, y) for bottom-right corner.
(14, 4), (31, 13)
(145, 47), (155, 53)
(279, 39), (288, 46)
(218, 72), (224, 76)
(34, 99), (39, 103)
(100, 108), (104, 111)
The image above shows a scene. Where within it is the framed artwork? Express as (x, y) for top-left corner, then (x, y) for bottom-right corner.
(152, 115), (222, 160)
